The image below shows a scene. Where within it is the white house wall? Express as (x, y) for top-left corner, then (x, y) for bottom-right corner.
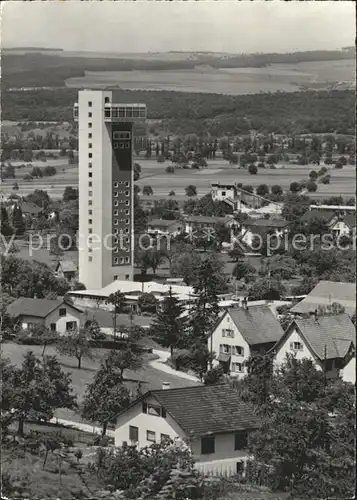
(274, 326), (322, 370)
(45, 305), (82, 334)
(342, 357), (356, 384)
(114, 395), (186, 449)
(208, 312), (250, 378)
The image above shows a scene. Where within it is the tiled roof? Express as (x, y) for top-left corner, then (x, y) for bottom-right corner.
(243, 218), (288, 228)
(224, 305), (284, 345)
(148, 219), (182, 227)
(300, 210), (335, 223)
(343, 214), (356, 228)
(57, 260), (77, 273)
(293, 314), (355, 360)
(19, 202), (43, 214)
(7, 297), (82, 319)
(291, 281), (356, 316)
(185, 215), (228, 224)
(150, 384), (260, 437)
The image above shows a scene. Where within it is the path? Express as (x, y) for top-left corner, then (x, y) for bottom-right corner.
(150, 349), (200, 383)
(50, 417), (114, 437)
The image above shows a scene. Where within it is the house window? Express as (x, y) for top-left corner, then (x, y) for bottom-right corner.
(326, 359), (333, 371)
(66, 321), (76, 331)
(59, 308), (66, 317)
(50, 323), (56, 332)
(161, 433), (170, 443)
(146, 430), (156, 442)
(290, 341), (303, 351)
(233, 346), (244, 356)
(235, 431), (248, 450)
(201, 436), (215, 455)
(232, 362), (243, 373)
(125, 274), (130, 280)
(142, 403), (166, 418)
(222, 329), (234, 338)
(129, 425), (138, 442)
(220, 344), (231, 354)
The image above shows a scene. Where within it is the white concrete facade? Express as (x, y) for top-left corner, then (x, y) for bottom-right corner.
(76, 90), (135, 290)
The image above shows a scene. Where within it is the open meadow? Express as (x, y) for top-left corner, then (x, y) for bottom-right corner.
(66, 59), (355, 95)
(2, 157), (355, 200)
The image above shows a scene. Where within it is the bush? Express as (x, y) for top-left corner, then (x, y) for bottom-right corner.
(248, 164), (258, 175)
(335, 162), (343, 169)
(165, 166), (175, 173)
(157, 155), (165, 163)
(306, 181), (317, 192)
(290, 182), (301, 193)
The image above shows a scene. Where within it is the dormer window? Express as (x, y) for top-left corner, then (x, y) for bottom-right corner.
(142, 402), (166, 418)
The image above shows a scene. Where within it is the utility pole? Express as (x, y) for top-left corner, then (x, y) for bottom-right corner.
(323, 344), (327, 386)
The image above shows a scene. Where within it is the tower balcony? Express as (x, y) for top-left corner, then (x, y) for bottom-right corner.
(73, 103), (147, 122)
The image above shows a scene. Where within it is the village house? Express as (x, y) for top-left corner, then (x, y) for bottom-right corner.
(147, 218), (184, 237)
(235, 218), (289, 249)
(207, 304), (284, 377)
(291, 280), (356, 317)
(114, 384), (260, 477)
(272, 313), (355, 381)
(7, 297), (83, 335)
(55, 260), (78, 281)
(299, 210), (355, 237)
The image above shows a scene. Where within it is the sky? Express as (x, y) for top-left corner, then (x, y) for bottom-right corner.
(1, 1), (355, 54)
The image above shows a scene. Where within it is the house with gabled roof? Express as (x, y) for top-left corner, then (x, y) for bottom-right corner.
(299, 210), (355, 237)
(7, 297), (83, 335)
(207, 305), (284, 377)
(291, 280), (356, 317)
(272, 313), (356, 380)
(114, 384), (260, 477)
(55, 260), (78, 281)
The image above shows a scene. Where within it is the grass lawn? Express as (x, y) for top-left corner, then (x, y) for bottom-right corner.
(2, 342), (198, 400)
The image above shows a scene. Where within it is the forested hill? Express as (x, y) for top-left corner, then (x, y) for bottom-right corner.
(2, 88), (355, 136)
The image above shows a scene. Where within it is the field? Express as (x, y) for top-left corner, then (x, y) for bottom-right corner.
(66, 59), (355, 95)
(2, 157), (355, 200)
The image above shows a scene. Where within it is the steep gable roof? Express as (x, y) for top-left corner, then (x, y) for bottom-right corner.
(7, 297), (82, 319)
(56, 260), (77, 273)
(243, 218), (288, 229)
(216, 305), (284, 345)
(148, 219), (182, 228)
(123, 385), (260, 437)
(291, 280), (356, 316)
(276, 314), (355, 361)
(299, 210), (336, 224)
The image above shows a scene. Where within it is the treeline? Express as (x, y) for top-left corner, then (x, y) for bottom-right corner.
(1, 53), (196, 88)
(204, 49), (355, 68)
(2, 87), (355, 136)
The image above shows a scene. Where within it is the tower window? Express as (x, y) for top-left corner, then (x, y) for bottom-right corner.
(88, 133), (92, 139)
(125, 201), (129, 206)
(88, 182), (92, 187)
(125, 210), (129, 215)
(89, 256), (92, 262)
(88, 101), (92, 107)
(120, 257), (124, 264)
(114, 258), (118, 264)
(89, 143), (92, 149)
(88, 162), (92, 168)
(114, 210), (118, 216)
(88, 153), (92, 159)
(114, 219), (118, 225)
(125, 191), (129, 196)
(88, 191), (93, 196)
(88, 123), (92, 128)
(114, 182), (118, 188)
(88, 112), (92, 118)
(89, 172), (92, 178)
(89, 200), (93, 206)
(125, 219), (129, 224)
(89, 219), (92, 225)
(125, 182), (130, 187)
(89, 229), (93, 234)
(114, 201), (119, 207)
(114, 191), (118, 197)
(89, 210), (92, 215)
(104, 97), (110, 104)
(125, 257), (130, 263)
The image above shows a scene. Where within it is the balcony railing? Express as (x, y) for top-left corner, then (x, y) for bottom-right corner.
(73, 103), (146, 122)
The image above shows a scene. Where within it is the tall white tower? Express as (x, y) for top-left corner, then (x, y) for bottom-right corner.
(74, 90), (146, 290)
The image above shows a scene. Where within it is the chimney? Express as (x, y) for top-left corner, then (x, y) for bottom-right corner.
(162, 382), (170, 390)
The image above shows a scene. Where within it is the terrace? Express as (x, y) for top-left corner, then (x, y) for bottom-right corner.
(73, 102), (147, 122)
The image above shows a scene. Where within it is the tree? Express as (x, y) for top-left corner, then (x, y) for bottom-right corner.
(106, 291), (126, 339)
(256, 184), (269, 196)
(138, 292), (158, 313)
(10, 351), (76, 435)
(82, 355), (130, 436)
(232, 261), (255, 280)
(0, 205), (13, 236)
(150, 287), (186, 357)
(309, 170), (318, 181)
(26, 189), (50, 208)
(31, 166), (43, 178)
(135, 248), (153, 278)
(11, 204), (25, 235)
(43, 165), (57, 177)
(171, 247), (202, 286)
(204, 365), (224, 385)
(165, 165), (175, 173)
(290, 182), (301, 193)
(56, 328), (93, 369)
(228, 242), (245, 262)
(142, 185), (153, 196)
(248, 164), (258, 175)
(106, 346), (143, 380)
(133, 162), (141, 181)
(185, 185), (197, 197)
(148, 248), (165, 275)
(168, 190), (175, 196)
(306, 180), (317, 192)
(232, 353), (273, 406)
(248, 278), (286, 300)
(62, 186), (78, 202)
(271, 185), (283, 196)
(241, 184), (254, 194)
